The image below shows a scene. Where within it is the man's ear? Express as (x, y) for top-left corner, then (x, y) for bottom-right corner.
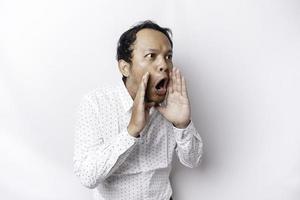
(118, 59), (131, 78)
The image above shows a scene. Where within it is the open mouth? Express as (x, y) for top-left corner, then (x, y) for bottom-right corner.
(154, 77), (168, 96)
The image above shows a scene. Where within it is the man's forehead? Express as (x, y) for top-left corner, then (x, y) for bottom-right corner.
(134, 29), (172, 51)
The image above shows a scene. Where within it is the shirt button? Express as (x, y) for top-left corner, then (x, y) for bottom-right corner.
(99, 138), (104, 145)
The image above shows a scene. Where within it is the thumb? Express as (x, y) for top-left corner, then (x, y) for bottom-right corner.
(136, 72), (149, 99)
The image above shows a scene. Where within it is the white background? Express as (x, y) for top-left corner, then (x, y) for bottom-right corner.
(1, 0), (300, 199)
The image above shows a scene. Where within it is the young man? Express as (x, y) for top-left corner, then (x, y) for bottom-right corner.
(74, 21), (203, 200)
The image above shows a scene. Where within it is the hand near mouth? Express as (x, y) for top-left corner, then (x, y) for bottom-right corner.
(127, 72), (155, 137)
(155, 67), (191, 129)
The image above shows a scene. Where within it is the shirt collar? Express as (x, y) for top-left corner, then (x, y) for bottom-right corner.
(118, 80), (134, 113)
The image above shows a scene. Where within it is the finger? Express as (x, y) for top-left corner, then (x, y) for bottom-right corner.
(177, 68), (182, 93)
(172, 67), (178, 92)
(168, 71), (173, 93)
(181, 76), (188, 97)
(136, 72), (149, 102)
(174, 68), (181, 93)
(143, 72), (150, 86)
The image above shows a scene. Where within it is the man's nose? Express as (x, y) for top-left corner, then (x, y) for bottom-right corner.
(157, 58), (169, 72)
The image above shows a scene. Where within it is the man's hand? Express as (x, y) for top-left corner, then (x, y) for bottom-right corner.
(155, 67), (191, 128)
(127, 72), (155, 137)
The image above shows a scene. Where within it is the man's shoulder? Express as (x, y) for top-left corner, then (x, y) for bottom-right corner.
(81, 83), (122, 105)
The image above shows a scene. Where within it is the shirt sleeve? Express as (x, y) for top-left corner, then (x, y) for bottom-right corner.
(173, 120), (204, 168)
(73, 96), (138, 189)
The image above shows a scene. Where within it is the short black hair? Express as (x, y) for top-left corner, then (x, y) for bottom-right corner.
(116, 20), (173, 63)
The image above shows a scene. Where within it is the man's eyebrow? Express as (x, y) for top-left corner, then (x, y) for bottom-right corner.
(145, 48), (173, 53)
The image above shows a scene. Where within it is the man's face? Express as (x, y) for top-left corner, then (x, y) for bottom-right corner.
(126, 28), (173, 103)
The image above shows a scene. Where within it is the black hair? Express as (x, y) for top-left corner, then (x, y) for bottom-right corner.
(116, 20), (173, 82)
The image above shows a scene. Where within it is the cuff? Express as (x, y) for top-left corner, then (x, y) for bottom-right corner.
(173, 120), (197, 143)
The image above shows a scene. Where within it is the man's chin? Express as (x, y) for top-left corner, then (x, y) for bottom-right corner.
(146, 94), (166, 104)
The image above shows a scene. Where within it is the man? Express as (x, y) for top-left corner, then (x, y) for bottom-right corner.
(74, 20), (203, 200)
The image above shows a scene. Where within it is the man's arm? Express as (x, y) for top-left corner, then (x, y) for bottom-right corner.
(156, 67), (203, 167)
(73, 96), (138, 189)
(74, 73), (152, 189)
(173, 121), (203, 168)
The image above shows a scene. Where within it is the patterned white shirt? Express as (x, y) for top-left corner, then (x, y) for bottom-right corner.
(73, 80), (203, 200)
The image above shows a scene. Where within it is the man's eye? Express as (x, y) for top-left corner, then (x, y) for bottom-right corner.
(166, 54), (173, 60)
(145, 53), (155, 59)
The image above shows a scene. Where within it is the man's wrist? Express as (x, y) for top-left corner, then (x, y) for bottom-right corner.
(127, 124), (140, 138)
(173, 119), (191, 129)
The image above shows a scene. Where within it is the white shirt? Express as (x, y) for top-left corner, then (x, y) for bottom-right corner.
(73, 81), (203, 200)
